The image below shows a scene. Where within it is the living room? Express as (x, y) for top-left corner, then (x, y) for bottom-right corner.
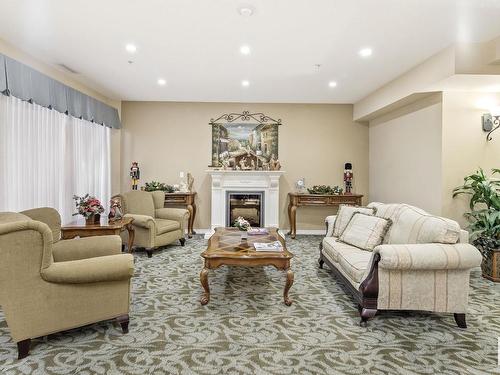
(0, 1), (499, 374)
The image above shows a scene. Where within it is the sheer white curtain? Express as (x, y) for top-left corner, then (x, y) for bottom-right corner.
(0, 94), (111, 223)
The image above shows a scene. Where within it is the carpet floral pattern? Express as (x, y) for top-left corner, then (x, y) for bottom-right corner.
(0, 235), (499, 374)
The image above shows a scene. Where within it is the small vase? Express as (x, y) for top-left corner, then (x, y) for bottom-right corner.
(241, 230), (248, 240)
(85, 214), (100, 225)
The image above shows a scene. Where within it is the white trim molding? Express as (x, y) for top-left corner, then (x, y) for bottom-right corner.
(206, 170), (285, 229)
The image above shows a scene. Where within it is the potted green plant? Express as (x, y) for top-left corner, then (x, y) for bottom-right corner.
(453, 168), (500, 282)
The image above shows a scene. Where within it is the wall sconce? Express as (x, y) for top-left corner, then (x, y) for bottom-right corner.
(482, 113), (500, 141)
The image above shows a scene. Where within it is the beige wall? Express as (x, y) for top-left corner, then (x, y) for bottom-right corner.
(368, 90), (500, 227)
(441, 91), (500, 227)
(369, 94), (443, 214)
(354, 47), (454, 121)
(121, 102), (369, 230)
(0, 38), (122, 195)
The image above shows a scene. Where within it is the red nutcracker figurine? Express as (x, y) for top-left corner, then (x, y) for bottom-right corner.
(344, 162), (353, 195)
(130, 162), (140, 190)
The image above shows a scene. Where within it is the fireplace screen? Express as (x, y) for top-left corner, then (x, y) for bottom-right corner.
(226, 192), (264, 227)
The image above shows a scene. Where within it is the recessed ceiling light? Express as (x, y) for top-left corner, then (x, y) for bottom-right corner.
(125, 43), (137, 54)
(240, 45), (251, 55)
(328, 81), (337, 88)
(359, 48), (373, 58)
(157, 78), (166, 86)
(238, 5), (254, 16)
(241, 80), (250, 87)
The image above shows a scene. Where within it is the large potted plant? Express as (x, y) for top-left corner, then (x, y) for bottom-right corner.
(453, 168), (500, 282)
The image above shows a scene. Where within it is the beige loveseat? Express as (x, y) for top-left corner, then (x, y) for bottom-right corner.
(119, 191), (189, 257)
(0, 209), (134, 359)
(319, 202), (482, 327)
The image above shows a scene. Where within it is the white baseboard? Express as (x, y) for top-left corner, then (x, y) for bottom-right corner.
(294, 229), (326, 235)
(192, 228), (325, 236)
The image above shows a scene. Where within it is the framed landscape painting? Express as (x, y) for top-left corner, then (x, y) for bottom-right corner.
(210, 111), (280, 170)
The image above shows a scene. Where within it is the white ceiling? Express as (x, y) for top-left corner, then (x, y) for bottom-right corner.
(1, 0), (500, 103)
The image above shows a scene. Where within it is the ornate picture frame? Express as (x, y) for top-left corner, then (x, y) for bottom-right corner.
(209, 111), (281, 170)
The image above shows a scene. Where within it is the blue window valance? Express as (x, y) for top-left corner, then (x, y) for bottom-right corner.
(0, 52), (121, 129)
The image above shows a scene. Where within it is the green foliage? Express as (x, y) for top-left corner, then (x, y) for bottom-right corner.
(307, 185), (343, 195)
(452, 168), (500, 210)
(453, 168), (500, 252)
(144, 181), (175, 193)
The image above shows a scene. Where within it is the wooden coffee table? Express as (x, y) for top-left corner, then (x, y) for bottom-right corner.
(61, 217), (135, 252)
(200, 227), (294, 306)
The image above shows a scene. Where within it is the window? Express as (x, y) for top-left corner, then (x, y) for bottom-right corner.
(0, 94), (111, 223)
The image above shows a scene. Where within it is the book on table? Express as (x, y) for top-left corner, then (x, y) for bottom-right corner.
(253, 241), (283, 252)
(248, 227), (269, 235)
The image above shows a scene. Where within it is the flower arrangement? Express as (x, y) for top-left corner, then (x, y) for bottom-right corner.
(73, 194), (105, 219)
(233, 216), (251, 231)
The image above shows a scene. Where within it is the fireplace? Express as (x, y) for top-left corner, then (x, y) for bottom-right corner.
(226, 191), (264, 227)
(207, 170), (284, 229)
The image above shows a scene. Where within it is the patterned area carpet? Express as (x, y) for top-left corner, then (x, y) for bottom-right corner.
(0, 235), (499, 375)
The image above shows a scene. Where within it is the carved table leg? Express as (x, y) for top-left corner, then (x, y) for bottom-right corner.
(187, 204), (194, 238)
(191, 202), (197, 235)
(284, 269), (294, 306)
(200, 267), (210, 305)
(126, 224), (135, 253)
(289, 205), (297, 239)
(287, 202), (292, 235)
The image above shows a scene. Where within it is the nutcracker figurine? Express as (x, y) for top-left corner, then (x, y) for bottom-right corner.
(130, 162), (140, 190)
(344, 162), (353, 195)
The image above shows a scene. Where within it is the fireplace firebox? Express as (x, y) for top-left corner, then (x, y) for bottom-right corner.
(226, 191), (264, 227)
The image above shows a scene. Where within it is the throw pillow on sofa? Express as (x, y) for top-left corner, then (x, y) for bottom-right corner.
(332, 205), (375, 237)
(367, 202), (460, 244)
(339, 212), (392, 251)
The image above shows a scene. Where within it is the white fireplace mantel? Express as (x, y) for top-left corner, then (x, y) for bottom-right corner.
(207, 170), (285, 229)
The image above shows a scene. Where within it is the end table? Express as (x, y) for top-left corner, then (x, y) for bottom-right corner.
(61, 217), (135, 252)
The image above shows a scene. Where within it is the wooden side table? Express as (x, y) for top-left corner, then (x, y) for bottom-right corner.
(164, 192), (197, 238)
(61, 217), (135, 252)
(287, 193), (363, 239)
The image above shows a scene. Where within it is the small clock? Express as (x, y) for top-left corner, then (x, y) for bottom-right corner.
(295, 178), (306, 192)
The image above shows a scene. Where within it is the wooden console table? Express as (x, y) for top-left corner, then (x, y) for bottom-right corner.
(287, 193), (363, 239)
(61, 217), (135, 252)
(164, 192), (197, 238)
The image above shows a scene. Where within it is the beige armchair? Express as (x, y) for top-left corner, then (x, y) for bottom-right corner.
(119, 191), (189, 257)
(0, 210), (134, 359)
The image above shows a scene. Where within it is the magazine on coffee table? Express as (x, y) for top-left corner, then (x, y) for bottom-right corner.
(253, 241), (283, 251)
(248, 227), (269, 235)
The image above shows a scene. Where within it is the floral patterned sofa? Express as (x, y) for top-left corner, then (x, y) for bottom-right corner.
(319, 202), (482, 327)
